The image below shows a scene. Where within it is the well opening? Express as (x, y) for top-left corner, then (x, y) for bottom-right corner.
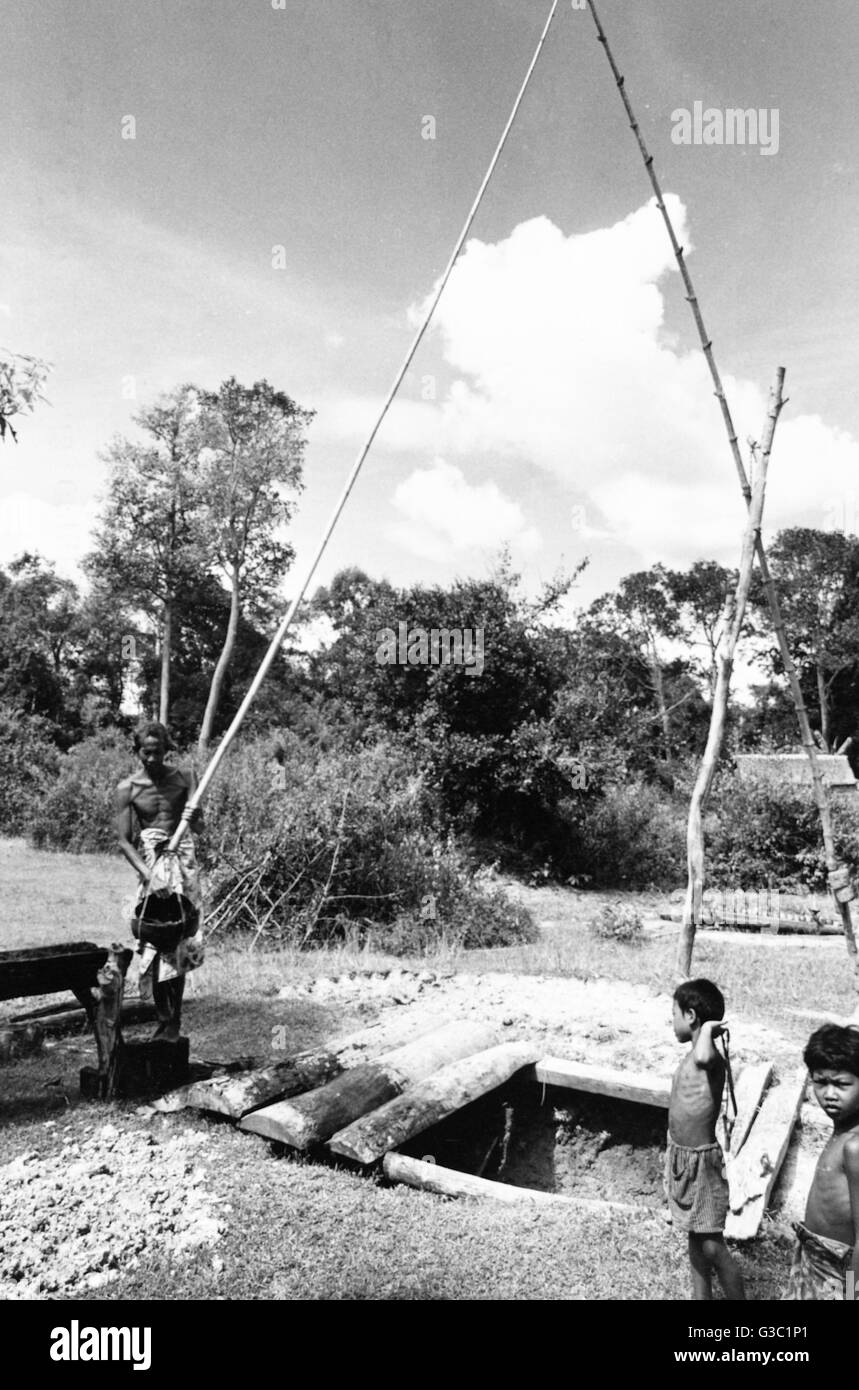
(395, 1078), (668, 1205)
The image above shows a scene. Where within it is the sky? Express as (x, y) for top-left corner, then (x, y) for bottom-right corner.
(2, 0), (859, 623)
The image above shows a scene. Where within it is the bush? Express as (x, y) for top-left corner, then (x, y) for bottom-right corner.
(574, 779), (686, 888)
(202, 732), (537, 952)
(28, 730), (135, 852)
(588, 901), (644, 945)
(0, 707), (61, 836)
(706, 775), (859, 889)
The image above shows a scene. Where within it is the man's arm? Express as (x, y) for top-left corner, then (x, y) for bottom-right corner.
(844, 1133), (859, 1280)
(692, 1019), (727, 1069)
(116, 782), (150, 881)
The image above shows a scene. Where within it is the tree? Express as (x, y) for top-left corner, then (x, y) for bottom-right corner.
(0, 554), (80, 729)
(753, 528), (859, 750)
(668, 560), (737, 697)
(85, 386), (205, 725)
(193, 378), (312, 754)
(0, 350), (51, 442)
(589, 565), (684, 771)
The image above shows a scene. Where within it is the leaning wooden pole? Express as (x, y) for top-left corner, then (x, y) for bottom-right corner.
(165, 0), (560, 853)
(587, 0), (859, 992)
(677, 371), (784, 978)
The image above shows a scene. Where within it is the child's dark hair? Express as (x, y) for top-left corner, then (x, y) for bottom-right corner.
(133, 721), (175, 753)
(673, 978), (725, 1025)
(803, 1024), (859, 1076)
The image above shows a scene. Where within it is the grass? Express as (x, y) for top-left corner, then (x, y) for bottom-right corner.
(1, 838), (855, 1301)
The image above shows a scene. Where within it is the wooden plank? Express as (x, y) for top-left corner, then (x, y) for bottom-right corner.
(382, 1152), (645, 1214)
(530, 1057), (671, 1109)
(240, 1020), (499, 1148)
(173, 1047), (343, 1118)
(0, 944), (107, 1002)
(725, 1068), (807, 1240)
(728, 1061), (773, 1157)
(329, 1041), (541, 1164)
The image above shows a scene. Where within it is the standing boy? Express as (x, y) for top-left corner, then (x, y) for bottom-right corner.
(784, 1023), (859, 1300)
(668, 977), (745, 1300)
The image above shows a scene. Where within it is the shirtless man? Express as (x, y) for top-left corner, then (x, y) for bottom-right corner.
(667, 977), (745, 1300)
(784, 1024), (859, 1299)
(116, 722), (203, 1040)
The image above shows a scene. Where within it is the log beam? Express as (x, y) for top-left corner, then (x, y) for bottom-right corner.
(329, 1041), (541, 1164)
(240, 1020), (499, 1148)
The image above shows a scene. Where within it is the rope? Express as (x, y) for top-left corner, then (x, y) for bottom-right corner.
(168, 0), (561, 852)
(717, 1026), (738, 1149)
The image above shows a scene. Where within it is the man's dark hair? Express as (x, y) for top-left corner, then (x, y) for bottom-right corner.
(673, 978), (725, 1025)
(133, 721), (174, 753)
(803, 1024), (859, 1076)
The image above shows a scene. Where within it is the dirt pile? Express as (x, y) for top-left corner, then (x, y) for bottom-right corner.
(0, 1122), (225, 1299)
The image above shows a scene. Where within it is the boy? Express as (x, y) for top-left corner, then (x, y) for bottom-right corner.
(784, 1023), (859, 1300)
(116, 722), (204, 1040)
(668, 977), (745, 1300)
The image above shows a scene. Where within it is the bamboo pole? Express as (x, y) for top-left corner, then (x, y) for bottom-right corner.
(586, 0), (859, 992)
(677, 371), (784, 978)
(166, 0), (560, 854)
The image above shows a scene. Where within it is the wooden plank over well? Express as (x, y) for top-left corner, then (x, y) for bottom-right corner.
(530, 1057), (671, 1109)
(240, 1020), (499, 1148)
(329, 1041), (541, 1164)
(725, 1068), (807, 1240)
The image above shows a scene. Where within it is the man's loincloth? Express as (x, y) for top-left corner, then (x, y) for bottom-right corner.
(665, 1138), (729, 1234)
(782, 1222), (851, 1301)
(128, 828), (205, 996)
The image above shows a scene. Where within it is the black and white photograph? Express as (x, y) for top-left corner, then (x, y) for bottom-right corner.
(1, 0), (858, 1346)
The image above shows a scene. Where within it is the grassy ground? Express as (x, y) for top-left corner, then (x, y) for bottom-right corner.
(1, 838), (852, 1301)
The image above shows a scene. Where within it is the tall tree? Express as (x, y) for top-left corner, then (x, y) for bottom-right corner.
(193, 378), (312, 754)
(753, 528), (859, 750)
(668, 560), (737, 697)
(85, 386), (205, 725)
(0, 554), (80, 729)
(589, 565), (683, 770)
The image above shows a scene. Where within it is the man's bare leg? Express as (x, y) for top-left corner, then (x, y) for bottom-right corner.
(152, 974), (185, 1042)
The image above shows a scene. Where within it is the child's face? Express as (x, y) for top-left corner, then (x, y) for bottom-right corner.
(809, 1068), (859, 1124)
(672, 1001), (695, 1042)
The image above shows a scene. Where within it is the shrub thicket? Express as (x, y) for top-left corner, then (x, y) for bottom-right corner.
(574, 779), (686, 888)
(0, 707), (61, 836)
(706, 775), (859, 889)
(201, 732), (537, 952)
(27, 730), (136, 852)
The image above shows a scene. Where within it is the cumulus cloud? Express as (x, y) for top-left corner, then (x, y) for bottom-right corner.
(390, 460), (541, 563)
(404, 198), (859, 567)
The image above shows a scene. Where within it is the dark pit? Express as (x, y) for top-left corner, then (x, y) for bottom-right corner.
(396, 1079), (668, 1206)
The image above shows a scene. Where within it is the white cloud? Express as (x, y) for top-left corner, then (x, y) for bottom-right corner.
(390, 459), (541, 563)
(403, 199), (859, 567)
